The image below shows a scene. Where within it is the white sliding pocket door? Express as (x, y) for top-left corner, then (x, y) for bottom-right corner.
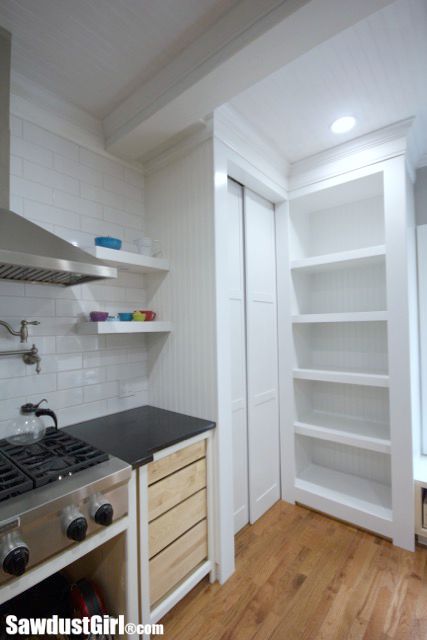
(244, 189), (281, 523)
(227, 179), (249, 533)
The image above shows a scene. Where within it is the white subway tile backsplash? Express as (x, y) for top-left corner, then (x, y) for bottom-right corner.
(23, 200), (80, 230)
(80, 216), (124, 239)
(79, 147), (125, 179)
(10, 116), (23, 137)
(4, 114), (147, 427)
(0, 296), (55, 318)
(80, 183), (124, 210)
(104, 206), (143, 231)
(24, 160), (79, 195)
(56, 335), (104, 353)
(2, 373), (56, 399)
(103, 175), (142, 202)
(56, 353), (83, 371)
(54, 190), (103, 219)
(53, 225), (95, 249)
(84, 381), (118, 404)
(124, 167), (144, 189)
(58, 400), (108, 427)
(58, 367), (106, 390)
(11, 155), (23, 176)
(10, 195), (24, 215)
(0, 281), (26, 297)
(54, 154), (103, 187)
(23, 121), (79, 161)
(28, 388), (84, 410)
(11, 135), (53, 168)
(11, 176), (53, 204)
(123, 197), (144, 216)
(83, 348), (129, 368)
(107, 392), (148, 414)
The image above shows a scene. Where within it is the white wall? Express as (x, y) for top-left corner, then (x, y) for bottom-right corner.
(0, 114), (148, 436)
(144, 138), (217, 420)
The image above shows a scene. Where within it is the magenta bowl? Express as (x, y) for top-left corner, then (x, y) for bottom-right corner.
(90, 311), (109, 322)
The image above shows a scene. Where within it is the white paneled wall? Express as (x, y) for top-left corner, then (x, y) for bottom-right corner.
(0, 115), (148, 436)
(144, 140), (216, 419)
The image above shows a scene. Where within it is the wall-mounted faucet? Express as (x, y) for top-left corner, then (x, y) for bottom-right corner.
(0, 319), (40, 343)
(0, 319), (42, 373)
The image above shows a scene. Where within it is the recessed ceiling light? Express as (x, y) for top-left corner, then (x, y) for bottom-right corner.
(330, 116), (356, 134)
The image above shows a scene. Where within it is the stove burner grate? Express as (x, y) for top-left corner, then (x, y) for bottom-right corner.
(0, 428), (109, 494)
(0, 451), (32, 502)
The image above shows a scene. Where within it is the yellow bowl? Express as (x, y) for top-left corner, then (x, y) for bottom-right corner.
(132, 311), (146, 321)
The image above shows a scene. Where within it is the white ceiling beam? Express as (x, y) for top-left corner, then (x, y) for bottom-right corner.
(104, 0), (395, 161)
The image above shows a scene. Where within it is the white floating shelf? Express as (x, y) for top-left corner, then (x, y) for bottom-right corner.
(293, 367), (389, 387)
(86, 246), (170, 273)
(78, 321), (173, 334)
(295, 413), (391, 454)
(290, 245), (386, 273)
(295, 464), (393, 525)
(292, 311), (388, 324)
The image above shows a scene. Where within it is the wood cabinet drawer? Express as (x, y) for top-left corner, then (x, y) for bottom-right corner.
(148, 440), (206, 485)
(149, 488), (207, 558)
(150, 519), (208, 605)
(148, 458), (206, 521)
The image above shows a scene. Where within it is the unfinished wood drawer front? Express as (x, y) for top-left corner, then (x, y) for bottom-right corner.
(149, 489), (207, 558)
(148, 458), (206, 521)
(148, 440), (206, 485)
(150, 519), (208, 605)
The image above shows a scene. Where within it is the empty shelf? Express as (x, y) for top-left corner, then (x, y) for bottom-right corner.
(295, 463), (392, 521)
(295, 413), (390, 454)
(293, 367), (389, 387)
(292, 312), (388, 323)
(290, 245), (386, 272)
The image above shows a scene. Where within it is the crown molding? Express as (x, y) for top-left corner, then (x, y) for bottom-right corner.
(104, 0), (394, 160)
(290, 118), (415, 191)
(214, 105), (289, 191)
(10, 72), (145, 172)
(141, 120), (213, 176)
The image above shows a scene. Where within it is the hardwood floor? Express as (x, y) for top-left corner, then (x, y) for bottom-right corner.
(160, 501), (427, 639)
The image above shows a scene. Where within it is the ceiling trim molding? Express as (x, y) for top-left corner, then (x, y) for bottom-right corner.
(10, 72), (145, 172)
(290, 118), (415, 191)
(214, 104), (289, 192)
(104, 0), (394, 160)
(141, 120), (213, 176)
(103, 0), (308, 146)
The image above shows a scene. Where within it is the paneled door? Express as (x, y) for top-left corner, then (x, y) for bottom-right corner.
(227, 179), (280, 531)
(244, 188), (280, 523)
(227, 179), (249, 533)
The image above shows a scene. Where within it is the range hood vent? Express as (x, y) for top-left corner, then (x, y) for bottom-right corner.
(0, 208), (117, 286)
(0, 28), (117, 286)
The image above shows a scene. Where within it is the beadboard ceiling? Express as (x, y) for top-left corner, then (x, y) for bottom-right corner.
(0, 0), (239, 117)
(230, 0), (427, 163)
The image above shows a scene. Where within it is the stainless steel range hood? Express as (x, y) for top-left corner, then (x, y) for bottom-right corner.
(0, 208), (117, 285)
(0, 28), (117, 286)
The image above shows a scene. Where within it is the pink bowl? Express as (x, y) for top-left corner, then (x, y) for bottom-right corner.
(90, 311), (109, 322)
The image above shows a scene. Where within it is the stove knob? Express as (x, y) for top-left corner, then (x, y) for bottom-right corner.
(0, 534), (29, 577)
(3, 547), (30, 577)
(94, 503), (114, 527)
(90, 495), (114, 527)
(67, 517), (88, 542)
(62, 506), (88, 542)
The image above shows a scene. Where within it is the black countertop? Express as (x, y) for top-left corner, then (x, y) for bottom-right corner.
(64, 405), (215, 468)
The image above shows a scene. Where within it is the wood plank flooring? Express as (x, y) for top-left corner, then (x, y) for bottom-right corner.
(160, 501), (427, 639)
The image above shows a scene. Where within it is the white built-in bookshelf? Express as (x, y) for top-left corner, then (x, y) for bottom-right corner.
(280, 162), (418, 549)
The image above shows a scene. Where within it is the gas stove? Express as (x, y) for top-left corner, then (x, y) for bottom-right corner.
(0, 428), (131, 587)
